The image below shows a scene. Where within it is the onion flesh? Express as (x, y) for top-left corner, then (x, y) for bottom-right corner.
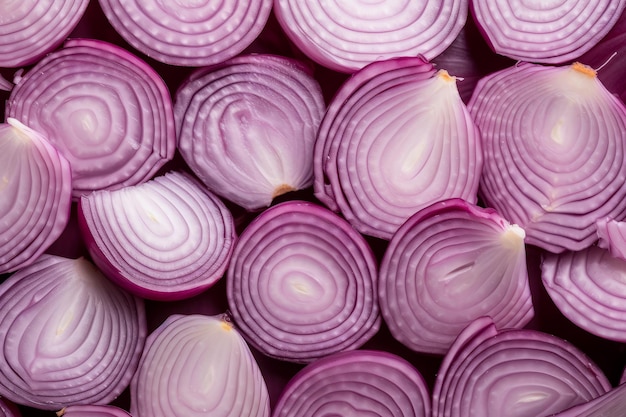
(58, 405), (132, 417)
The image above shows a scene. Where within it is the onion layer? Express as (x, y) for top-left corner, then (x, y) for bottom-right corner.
(226, 200), (380, 363)
(0, 398), (20, 417)
(596, 217), (626, 261)
(58, 405), (131, 417)
(552, 383), (626, 417)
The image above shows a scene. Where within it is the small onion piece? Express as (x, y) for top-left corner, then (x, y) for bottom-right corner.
(432, 317), (611, 417)
(0, 398), (20, 417)
(551, 383), (626, 417)
(58, 405), (132, 417)
(274, 0), (468, 73)
(470, 0), (626, 64)
(379, 198), (533, 355)
(272, 350), (431, 417)
(596, 217), (626, 261)
(175, 54), (325, 211)
(6, 38), (176, 199)
(227, 200), (380, 363)
(0, 255), (147, 410)
(78, 171), (236, 301)
(314, 56), (482, 240)
(0, 75), (12, 92)
(0, 118), (72, 274)
(130, 314), (270, 417)
(468, 62), (626, 253)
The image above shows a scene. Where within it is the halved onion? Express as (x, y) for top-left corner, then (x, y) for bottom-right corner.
(226, 200), (380, 363)
(470, 0), (626, 63)
(0, 118), (72, 274)
(272, 350), (430, 417)
(432, 317), (611, 417)
(379, 198), (532, 355)
(175, 54), (325, 211)
(130, 314), (269, 417)
(0, 255), (147, 410)
(98, 0), (272, 66)
(58, 405), (131, 417)
(274, 0), (468, 73)
(6, 38), (176, 199)
(314, 56), (482, 240)
(469, 62), (626, 253)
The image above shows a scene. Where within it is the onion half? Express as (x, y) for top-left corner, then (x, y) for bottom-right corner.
(0, 255), (147, 410)
(468, 62), (626, 253)
(58, 405), (132, 417)
(6, 38), (176, 199)
(226, 200), (380, 363)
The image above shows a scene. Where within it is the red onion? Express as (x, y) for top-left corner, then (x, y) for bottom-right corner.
(0, 398), (20, 417)
(0, 255), (146, 410)
(130, 314), (270, 417)
(379, 198), (533, 355)
(0, 118), (72, 274)
(0, 76), (12, 92)
(272, 350), (431, 417)
(468, 62), (626, 253)
(551, 382), (626, 416)
(175, 54), (325, 211)
(6, 38), (176, 199)
(57, 405), (131, 417)
(274, 0), (468, 73)
(78, 171), (235, 301)
(470, 0), (626, 64)
(314, 56), (482, 240)
(226, 200), (380, 363)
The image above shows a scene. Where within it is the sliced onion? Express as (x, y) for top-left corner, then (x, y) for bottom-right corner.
(596, 217), (626, 261)
(98, 0), (272, 67)
(0, 255), (147, 410)
(470, 0), (626, 63)
(0, 0), (89, 67)
(58, 405), (131, 417)
(432, 317), (611, 417)
(468, 62), (626, 253)
(175, 54), (325, 211)
(6, 38), (176, 199)
(379, 198), (532, 355)
(273, 350), (430, 417)
(314, 56), (482, 240)
(0, 398), (20, 417)
(552, 383), (626, 417)
(0, 118), (72, 274)
(226, 200), (380, 363)
(78, 171), (235, 301)
(274, 0), (468, 73)
(130, 314), (269, 417)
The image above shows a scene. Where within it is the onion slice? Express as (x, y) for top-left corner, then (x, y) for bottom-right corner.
(0, 255), (147, 410)
(226, 200), (380, 363)
(6, 38), (176, 199)
(379, 198), (533, 355)
(78, 171), (236, 301)
(130, 314), (270, 417)
(175, 54), (325, 211)
(314, 56), (482, 239)
(0, 118), (72, 274)
(432, 317), (611, 417)
(468, 62), (626, 253)
(57, 405), (132, 417)
(272, 350), (431, 417)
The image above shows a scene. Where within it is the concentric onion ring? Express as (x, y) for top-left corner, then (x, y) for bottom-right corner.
(58, 405), (132, 417)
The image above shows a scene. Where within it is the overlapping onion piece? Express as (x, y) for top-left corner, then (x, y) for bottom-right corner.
(552, 383), (626, 417)
(379, 198), (532, 355)
(130, 314), (270, 417)
(314, 57), (482, 240)
(0, 118), (72, 274)
(470, 0), (626, 63)
(272, 350), (431, 417)
(227, 200), (380, 363)
(79, 171), (236, 301)
(0, 255), (147, 410)
(58, 405), (132, 417)
(98, 0), (272, 66)
(469, 62), (626, 253)
(432, 317), (611, 417)
(175, 54), (325, 211)
(0, 0), (89, 67)
(6, 38), (176, 199)
(274, 0), (468, 73)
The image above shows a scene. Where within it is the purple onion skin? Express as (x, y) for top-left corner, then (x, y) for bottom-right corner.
(58, 405), (131, 417)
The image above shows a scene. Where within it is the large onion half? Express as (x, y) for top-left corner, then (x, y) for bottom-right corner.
(226, 200), (380, 363)
(6, 38), (176, 199)
(0, 255), (147, 410)
(314, 56), (482, 240)
(272, 350), (431, 417)
(175, 54), (325, 211)
(379, 198), (532, 355)
(0, 118), (72, 274)
(130, 314), (270, 417)
(468, 62), (626, 253)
